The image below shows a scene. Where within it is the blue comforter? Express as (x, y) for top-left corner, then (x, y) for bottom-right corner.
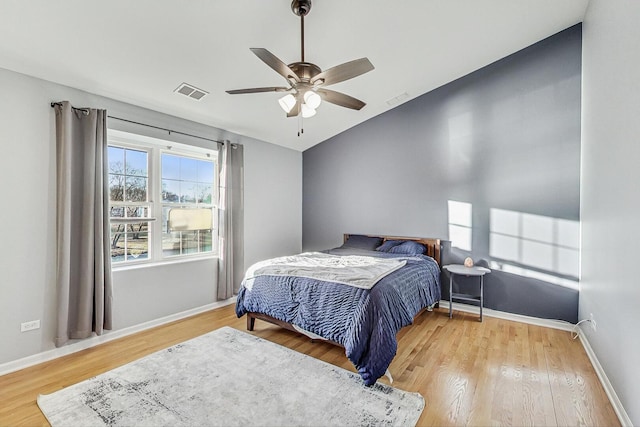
(235, 248), (441, 385)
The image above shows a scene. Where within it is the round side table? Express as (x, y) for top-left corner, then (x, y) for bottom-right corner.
(443, 264), (491, 321)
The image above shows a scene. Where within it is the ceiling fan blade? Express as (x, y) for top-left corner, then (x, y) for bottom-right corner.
(316, 89), (366, 110)
(250, 48), (300, 83)
(226, 87), (289, 95)
(311, 58), (374, 86)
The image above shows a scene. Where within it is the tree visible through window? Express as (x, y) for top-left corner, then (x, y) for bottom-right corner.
(108, 146), (150, 263)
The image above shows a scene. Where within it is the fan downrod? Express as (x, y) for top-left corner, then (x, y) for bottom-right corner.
(291, 0), (312, 17)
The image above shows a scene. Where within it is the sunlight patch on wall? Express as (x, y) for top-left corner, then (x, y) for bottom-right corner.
(448, 200), (472, 251)
(489, 208), (579, 288)
(488, 261), (579, 290)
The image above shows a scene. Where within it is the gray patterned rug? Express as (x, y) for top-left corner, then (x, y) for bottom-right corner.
(38, 326), (424, 426)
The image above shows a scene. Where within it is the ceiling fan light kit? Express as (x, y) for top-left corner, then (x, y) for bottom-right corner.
(226, 0), (374, 127)
(301, 103), (317, 118)
(304, 91), (322, 109)
(278, 94), (297, 114)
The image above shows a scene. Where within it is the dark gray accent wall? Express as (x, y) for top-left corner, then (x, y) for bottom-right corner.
(303, 25), (582, 323)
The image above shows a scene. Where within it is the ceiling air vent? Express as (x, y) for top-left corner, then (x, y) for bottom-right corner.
(386, 92), (409, 107)
(174, 82), (209, 101)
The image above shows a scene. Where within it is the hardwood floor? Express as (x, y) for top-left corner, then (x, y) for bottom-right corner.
(0, 304), (620, 426)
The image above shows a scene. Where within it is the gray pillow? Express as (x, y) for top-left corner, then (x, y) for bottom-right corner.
(388, 240), (426, 255)
(375, 240), (404, 252)
(340, 235), (384, 251)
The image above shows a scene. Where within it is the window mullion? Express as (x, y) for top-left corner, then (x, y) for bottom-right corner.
(151, 146), (163, 262)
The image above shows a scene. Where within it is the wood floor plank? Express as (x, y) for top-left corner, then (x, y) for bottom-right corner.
(0, 305), (620, 427)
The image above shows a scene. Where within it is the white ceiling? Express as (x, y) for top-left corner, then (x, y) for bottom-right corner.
(0, 0), (588, 151)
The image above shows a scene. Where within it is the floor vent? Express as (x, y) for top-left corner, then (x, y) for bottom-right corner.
(174, 82), (209, 101)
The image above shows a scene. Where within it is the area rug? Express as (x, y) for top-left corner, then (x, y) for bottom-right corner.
(37, 326), (424, 426)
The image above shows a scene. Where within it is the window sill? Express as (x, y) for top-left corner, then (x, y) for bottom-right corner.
(111, 254), (218, 272)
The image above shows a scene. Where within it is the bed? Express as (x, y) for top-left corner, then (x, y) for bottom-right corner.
(235, 234), (445, 385)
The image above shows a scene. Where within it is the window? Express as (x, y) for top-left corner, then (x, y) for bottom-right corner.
(107, 133), (217, 265)
(108, 146), (151, 263)
(161, 153), (215, 257)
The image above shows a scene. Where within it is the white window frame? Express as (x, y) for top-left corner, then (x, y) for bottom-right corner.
(108, 130), (218, 268)
(159, 148), (218, 259)
(108, 143), (153, 264)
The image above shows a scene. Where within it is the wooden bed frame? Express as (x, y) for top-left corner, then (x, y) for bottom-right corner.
(245, 234), (446, 336)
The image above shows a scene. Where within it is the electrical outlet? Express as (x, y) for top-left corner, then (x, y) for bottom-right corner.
(590, 313), (597, 332)
(20, 319), (40, 332)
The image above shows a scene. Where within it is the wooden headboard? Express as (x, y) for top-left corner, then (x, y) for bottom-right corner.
(343, 234), (446, 266)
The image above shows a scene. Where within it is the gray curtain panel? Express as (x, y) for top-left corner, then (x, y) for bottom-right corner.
(217, 142), (244, 300)
(54, 101), (113, 347)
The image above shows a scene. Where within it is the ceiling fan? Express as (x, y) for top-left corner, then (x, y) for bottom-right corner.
(226, 0), (374, 120)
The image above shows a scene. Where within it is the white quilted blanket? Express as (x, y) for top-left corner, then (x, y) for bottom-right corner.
(243, 252), (406, 290)
(245, 252), (407, 289)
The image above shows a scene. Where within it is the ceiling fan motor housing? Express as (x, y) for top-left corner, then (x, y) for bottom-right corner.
(291, 0), (312, 17)
(288, 62), (322, 84)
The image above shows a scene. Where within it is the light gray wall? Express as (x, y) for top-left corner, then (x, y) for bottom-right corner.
(0, 67), (302, 365)
(303, 26), (582, 322)
(581, 0), (640, 423)
(111, 260), (216, 330)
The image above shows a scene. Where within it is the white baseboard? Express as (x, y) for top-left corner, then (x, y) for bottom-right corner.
(578, 331), (633, 426)
(0, 298), (236, 377)
(439, 300), (575, 331)
(442, 300), (632, 426)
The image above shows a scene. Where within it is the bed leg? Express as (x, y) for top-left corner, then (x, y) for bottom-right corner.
(434, 302), (440, 309)
(247, 315), (255, 331)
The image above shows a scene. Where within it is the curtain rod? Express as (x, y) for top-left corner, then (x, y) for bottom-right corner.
(50, 102), (225, 145)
